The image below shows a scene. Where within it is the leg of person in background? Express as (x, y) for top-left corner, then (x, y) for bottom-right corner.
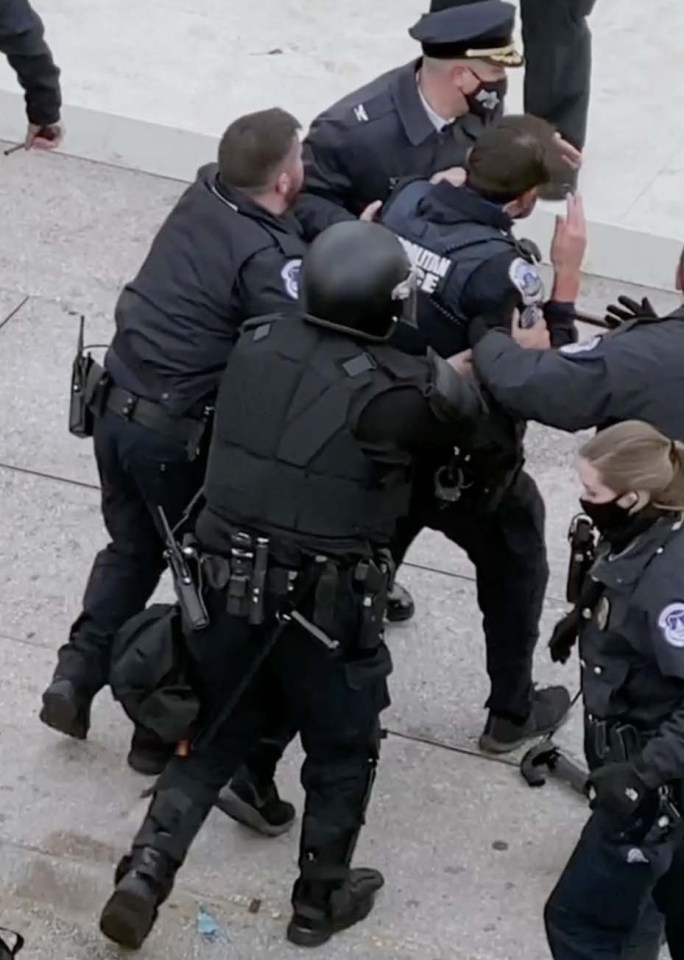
(521, 0), (596, 198)
(216, 687), (298, 837)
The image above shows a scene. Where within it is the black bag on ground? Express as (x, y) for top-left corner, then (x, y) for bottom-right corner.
(110, 603), (200, 743)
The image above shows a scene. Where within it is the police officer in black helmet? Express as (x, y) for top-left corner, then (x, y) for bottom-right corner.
(98, 221), (490, 951)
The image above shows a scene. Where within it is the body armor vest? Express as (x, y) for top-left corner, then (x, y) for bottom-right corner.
(203, 313), (421, 554)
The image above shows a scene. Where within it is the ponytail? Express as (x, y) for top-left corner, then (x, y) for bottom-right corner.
(657, 439), (684, 510)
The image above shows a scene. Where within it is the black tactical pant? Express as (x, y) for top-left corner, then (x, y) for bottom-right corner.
(392, 468), (548, 720)
(129, 577), (390, 892)
(545, 800), (684, 960)
(521, 0), (596, 151)
(55, 409), (207, 696)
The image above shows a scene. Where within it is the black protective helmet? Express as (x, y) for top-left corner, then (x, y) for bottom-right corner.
(300, 221), (414, 340)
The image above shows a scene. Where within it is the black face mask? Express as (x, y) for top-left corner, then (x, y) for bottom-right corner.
(465, 76), (507, 118)
(580, 497), (660, 548)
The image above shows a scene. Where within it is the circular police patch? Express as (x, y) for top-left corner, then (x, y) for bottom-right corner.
(595, 596), (611, 630)
(508, 258), (544, 306)
(658, 603), (684, 648)
(281, 259), (301, 299)
(559, 336), (602, 355)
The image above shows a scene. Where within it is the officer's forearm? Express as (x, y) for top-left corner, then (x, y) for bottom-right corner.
(294, 192), (356, 242)
(552, 266), (581, 304)
(473, 331), (600, 431)
(637, 708), (684, 786)
(427, 352), (486, 427)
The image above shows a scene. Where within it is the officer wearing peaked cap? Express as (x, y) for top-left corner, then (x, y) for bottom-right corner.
(296, 1), (523, 243)
(431, 0), (594, 197)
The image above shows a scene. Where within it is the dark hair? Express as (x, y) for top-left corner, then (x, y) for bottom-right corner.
(466, 114), (555, 203)
(218, 108), (301, 193)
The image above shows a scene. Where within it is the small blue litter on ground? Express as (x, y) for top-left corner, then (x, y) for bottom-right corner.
(196, 906), (223, 942)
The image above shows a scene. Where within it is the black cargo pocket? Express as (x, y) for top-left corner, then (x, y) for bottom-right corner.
(345, 643), (393, 691)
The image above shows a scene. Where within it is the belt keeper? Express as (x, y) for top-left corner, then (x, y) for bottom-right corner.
(122, 395), (137, 419)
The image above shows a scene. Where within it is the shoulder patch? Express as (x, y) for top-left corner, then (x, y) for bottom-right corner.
(657, 603), (684, 648)
(559, 335), (602, 356)
(281, 259), (301, 299)
(508, 258), (544, 306)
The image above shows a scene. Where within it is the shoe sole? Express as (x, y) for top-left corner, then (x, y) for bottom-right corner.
(215, 787), (295, 837)
(40, 690), (87, 740)
(385, 607), (415, 624)
(100, 888), (156, 949)
(126, 753), (169, 777)
(286, 895), (376, 948)
(479, 708), (572, 756)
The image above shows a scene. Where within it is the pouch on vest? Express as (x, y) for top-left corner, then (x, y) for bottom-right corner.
(110, 603), (200, 743)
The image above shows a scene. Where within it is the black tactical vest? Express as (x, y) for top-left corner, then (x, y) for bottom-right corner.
(381, 180), (517, 356)
(202, 313), (421, 555)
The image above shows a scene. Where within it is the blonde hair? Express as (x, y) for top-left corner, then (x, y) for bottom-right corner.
(580, 421), (684, 511)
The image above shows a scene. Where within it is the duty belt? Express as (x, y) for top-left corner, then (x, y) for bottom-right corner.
(105, 383), (207, 450)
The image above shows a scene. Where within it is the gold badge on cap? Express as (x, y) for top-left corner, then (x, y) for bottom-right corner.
(464, 44), (524, 67)
(595, 597), (611, 630)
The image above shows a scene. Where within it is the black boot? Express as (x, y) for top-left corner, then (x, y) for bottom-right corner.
(127, 728), (175, 777)
(100, 786), (213, 949)
(385, 582), (415, 624)
(479, 686), (571, 754)
(287, 868), (384, 947)
(40, 677), (91, 740)
(216, 770), (296, 837)
(100, 847), (176, 949)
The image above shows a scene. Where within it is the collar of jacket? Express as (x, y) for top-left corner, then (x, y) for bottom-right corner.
(417, 182), (513, 231)
(592, 514), (684, 590)
(392, 61), (486, 146)
(201, 165), (293, 233)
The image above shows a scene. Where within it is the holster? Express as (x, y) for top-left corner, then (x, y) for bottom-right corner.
(566, 514), (597, 604)
(353, 555), (390, 653)
(69, 355), (107, 438)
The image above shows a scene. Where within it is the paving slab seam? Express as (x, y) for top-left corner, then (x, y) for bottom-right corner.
(0, 631), (52, 651)
(0, 461), (99, 492)
(0, 295), (29, 331)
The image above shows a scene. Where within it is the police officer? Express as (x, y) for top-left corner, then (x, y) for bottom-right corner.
(430, 0), (595, 198)
(40, 108), (306, 778)
(296, 1), (525, 241)
(378, 114), (584, 752)
(543, 421), (684, 960)
(471, 246), (684, 441)
(0, 0), (63, 148)
(98, 221), (490, 950)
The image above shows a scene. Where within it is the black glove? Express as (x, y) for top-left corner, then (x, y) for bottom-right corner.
(604, 295), (657, 328)
(548, 611), (579, 664)
(587, 762), (650, 819)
